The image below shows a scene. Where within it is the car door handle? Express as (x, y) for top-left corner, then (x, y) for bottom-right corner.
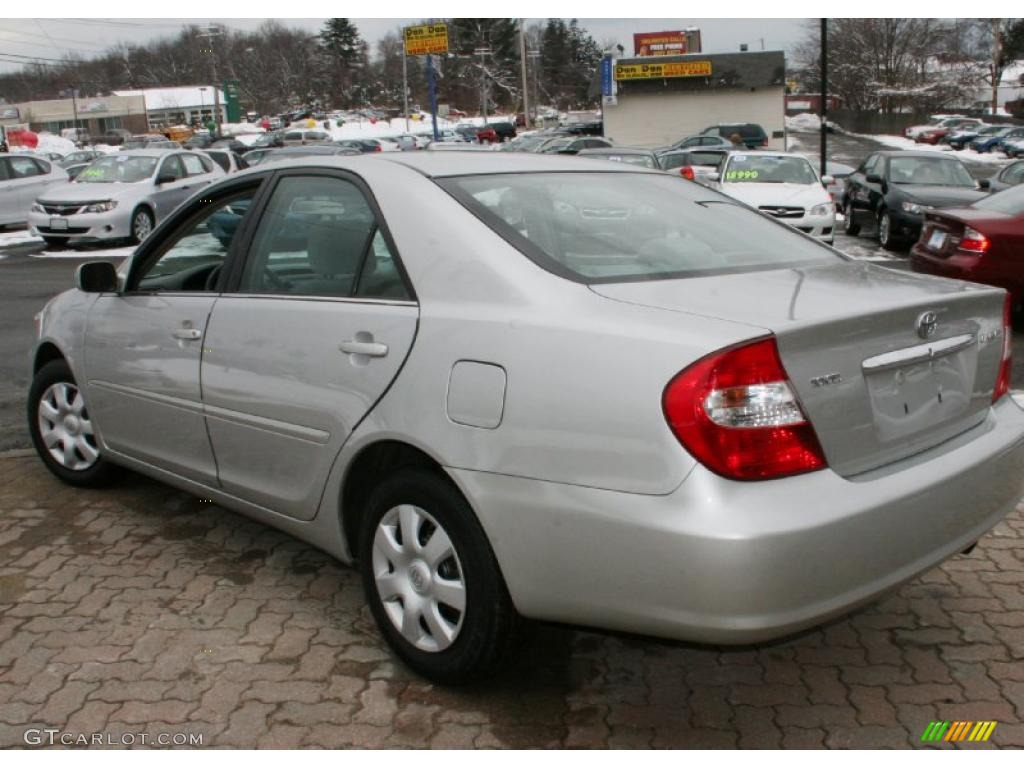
(172, 328), (202, 340)
(339, 340), (388, 357)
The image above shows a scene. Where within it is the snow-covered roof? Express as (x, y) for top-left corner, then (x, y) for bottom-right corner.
(112, 86), (225, 111)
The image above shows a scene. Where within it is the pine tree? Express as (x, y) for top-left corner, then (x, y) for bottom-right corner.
(319, 18), (367, 109)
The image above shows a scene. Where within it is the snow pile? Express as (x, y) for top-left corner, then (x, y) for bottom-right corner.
(220, 122), (265, 138)
(785, 113), (842, 133)
(858, 133), (1013, 165)
(15, 132), (76, 156)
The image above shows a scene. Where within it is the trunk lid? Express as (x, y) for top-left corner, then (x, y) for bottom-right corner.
(593, 262), (1007, 477)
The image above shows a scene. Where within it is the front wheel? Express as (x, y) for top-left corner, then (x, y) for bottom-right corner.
(359, 469), (518, 684)
(877, 209), (902, 251)
(130, 207), (154, 244)
(28, 359), (117, 487)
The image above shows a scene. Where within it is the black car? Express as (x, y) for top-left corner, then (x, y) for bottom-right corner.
(488, 122), (517, 141)
(842, 150), (989, 250)
(562, 120), (603, 137)
(988, 159), (1024, 193)
(334, 139), (386, 154)
(700, 123), (768, 149)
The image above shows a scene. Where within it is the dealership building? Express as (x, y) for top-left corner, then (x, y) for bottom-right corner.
(0, 93), (149, 136)
(601, 50), (787, 149)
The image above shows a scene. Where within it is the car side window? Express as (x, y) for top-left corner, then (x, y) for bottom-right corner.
(354, 229), (410, 300)
(8, 157), (43, 178)
(160, 155), (185, 181)
(133, 190), (256, 292)
(181, 154), (206, 176)
(862, 155), (879, 176)
(238, 175), (378, 298)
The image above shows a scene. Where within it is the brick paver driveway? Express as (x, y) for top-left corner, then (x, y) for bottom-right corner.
(1, 453), (1023, 749)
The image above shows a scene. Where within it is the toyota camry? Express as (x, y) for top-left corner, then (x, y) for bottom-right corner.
(28, 153), (1024, 683)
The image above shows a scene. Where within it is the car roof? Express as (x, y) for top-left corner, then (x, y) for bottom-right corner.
(110, 148), (181, 158)
(873, 150), (969, 159)
(577, 147), (654, 155)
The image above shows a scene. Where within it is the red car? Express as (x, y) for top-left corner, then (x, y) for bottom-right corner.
(909, 185), (1024, 304)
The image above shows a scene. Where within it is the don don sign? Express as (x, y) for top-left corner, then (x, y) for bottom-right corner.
(404, 24), (449, 56)
(614, 60), (713, 81)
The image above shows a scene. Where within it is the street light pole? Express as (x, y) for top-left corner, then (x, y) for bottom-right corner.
(518, 19), (530, 129)
(201, 23), (223, 136)
(819, 17), (828, 179)
(474, 47), (491, 120)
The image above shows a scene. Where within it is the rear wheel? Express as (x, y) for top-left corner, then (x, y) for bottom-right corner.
(843, 200), (861, 236)
(28, 359), (117, 487)
(359, 469), (518, 684)
(877, 209), (902, 251)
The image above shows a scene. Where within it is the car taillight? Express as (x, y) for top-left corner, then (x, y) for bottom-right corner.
(662, 337), (827, 480)
(958, 226), (990, 253)
(374, 145), (382, 152)
(680, 166), (695, 181)
(994, 293), (1013, 402)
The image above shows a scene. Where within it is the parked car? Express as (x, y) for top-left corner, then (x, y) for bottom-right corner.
(94, 128), (132, 146)
(202, 149), (250, 174)
(916, 118), (984, 145)
(539, 136), (613, 155)
(994, 128), (1024, 155)
(947, 124), (1000, 150)
(904, 114), (967, 140)
(249, 146), (361, 166)
(475, 126), (499, 144)
(122, 134), (179, 150)
(63, 164), (91, 181)
(970, 126), (1021, 153)
(1005, 138), (1024, 159)
(843, 151), (989, 250)
(561, 120), (603, 137)
(823, 161), (856, 211)
(910, 184), (1024, 304)
(29, 152), (1024, 684)
(240, 148), (275, 166)
(498, 135), (554, 153)
(656, 148), (730, 184)
(714, 151), (836, 243)
(988, 159), (1024, 193)
(576, 147), (660, 169)
(59, 150), (103, 169)
(28, 149), (224, 246)
(664, 134), (734, 151)
(700, 123), (768, 149)
(335, 139), (385, 154)
(453, 124), (480, 142)
(251, 131), (286, 149)
(0, 153), (69, 228)
(281, 129), (331, 147)
(391, 134), (419, 151)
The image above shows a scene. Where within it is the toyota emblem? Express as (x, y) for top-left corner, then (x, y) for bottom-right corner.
(916, 311), (938, 339)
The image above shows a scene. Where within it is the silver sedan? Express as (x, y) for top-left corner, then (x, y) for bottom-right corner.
(27, 149), (223, 246)
(28, 153), (1024, 683)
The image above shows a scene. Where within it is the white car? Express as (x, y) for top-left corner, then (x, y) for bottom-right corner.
(0, 153), (69, 227)
(714, 151), (836, 243)
(904, 114), (966, 140)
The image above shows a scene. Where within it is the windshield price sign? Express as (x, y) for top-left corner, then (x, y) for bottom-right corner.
(404, 24), (449, 56)
(614, 60), (712, 81)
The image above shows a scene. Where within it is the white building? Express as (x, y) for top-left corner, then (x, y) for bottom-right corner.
(112, 85), (226, 129)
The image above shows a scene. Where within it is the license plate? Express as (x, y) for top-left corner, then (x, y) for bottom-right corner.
(49, 218), (68, 230)
(927, 229), (947, 250)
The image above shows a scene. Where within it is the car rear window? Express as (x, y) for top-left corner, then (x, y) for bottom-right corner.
(439, 172), (839, 284)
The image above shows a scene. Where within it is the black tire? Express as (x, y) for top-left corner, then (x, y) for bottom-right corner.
(843, 200), (861, 236)
(877, 209), (902, 251)
(42, 237), (68, 249)
(28, 359), (118, 487)
(359, 468), (518, 684)
(129, 207), (154, 245)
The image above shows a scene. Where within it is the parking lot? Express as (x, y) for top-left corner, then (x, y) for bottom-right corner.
(2, 131), (1024, 748)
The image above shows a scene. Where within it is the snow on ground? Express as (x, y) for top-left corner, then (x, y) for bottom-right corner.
(32, 244), (134, 260)
(853, 132), (1012, 165)
(0, 230), (43, 248)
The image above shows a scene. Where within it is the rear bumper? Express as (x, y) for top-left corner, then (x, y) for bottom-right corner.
(910, 246), (1024, 302)
(451, 397), (1024, 644)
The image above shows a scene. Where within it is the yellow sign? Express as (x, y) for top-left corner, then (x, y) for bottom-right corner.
(404, 24), (449, 56)
(614, 60), (713, 81)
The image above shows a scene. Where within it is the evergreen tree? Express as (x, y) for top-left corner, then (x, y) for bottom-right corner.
(319, 18), (367, 108)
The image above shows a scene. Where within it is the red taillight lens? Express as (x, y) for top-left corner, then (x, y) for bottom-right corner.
(663, 337), (827, 480)
(374, 145), (382, 152)
(994, 293), (1012, 402)
(958, 226), (990, 253)
(680, 165), (695, 181)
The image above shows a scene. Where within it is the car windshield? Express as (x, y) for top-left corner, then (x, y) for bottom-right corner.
(586, 153), (657, 169)
(888, 157), (974, 186)
(724, 154), (818, 184)
(971, 184), (1024, 216)
(439, 172), (838, 283)
(75, 155), (158, 183)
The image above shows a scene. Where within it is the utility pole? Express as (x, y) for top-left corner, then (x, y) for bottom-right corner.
(819, 17), (828, 179)
(200, 23), (223, 136)
(474, 47), (491, 120)
(70, 86), (79, 137)
(402, 49), (410, 131)
(529, 49), (541, 125)
(518, 19), (530, 129)
(992, 19), (1002, 118)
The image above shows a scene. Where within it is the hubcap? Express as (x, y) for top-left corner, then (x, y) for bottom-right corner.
(37, 381), (99, 471)
(134, 213), (152, 241)
(372, 504), (466, 653)
(879, 214), (890, 244)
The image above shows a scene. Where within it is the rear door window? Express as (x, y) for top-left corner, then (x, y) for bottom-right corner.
(181, 154), (207, 176)
(8, 157), (43, 178)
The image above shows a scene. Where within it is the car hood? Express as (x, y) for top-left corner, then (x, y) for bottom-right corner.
(720, 182), (828, 208)
(895, 184), (988, 207)
(37, 180), (148, 203)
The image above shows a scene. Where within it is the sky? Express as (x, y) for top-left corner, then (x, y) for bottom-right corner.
(0, 18), (810, 75)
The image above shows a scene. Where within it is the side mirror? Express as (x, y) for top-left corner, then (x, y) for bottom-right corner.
(865, 173), (883, 184)
(155, 173), (177, 185)
(977, 178), (991, 190)
(75, 261), (118, 293)
(821, 175), (835, 185)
